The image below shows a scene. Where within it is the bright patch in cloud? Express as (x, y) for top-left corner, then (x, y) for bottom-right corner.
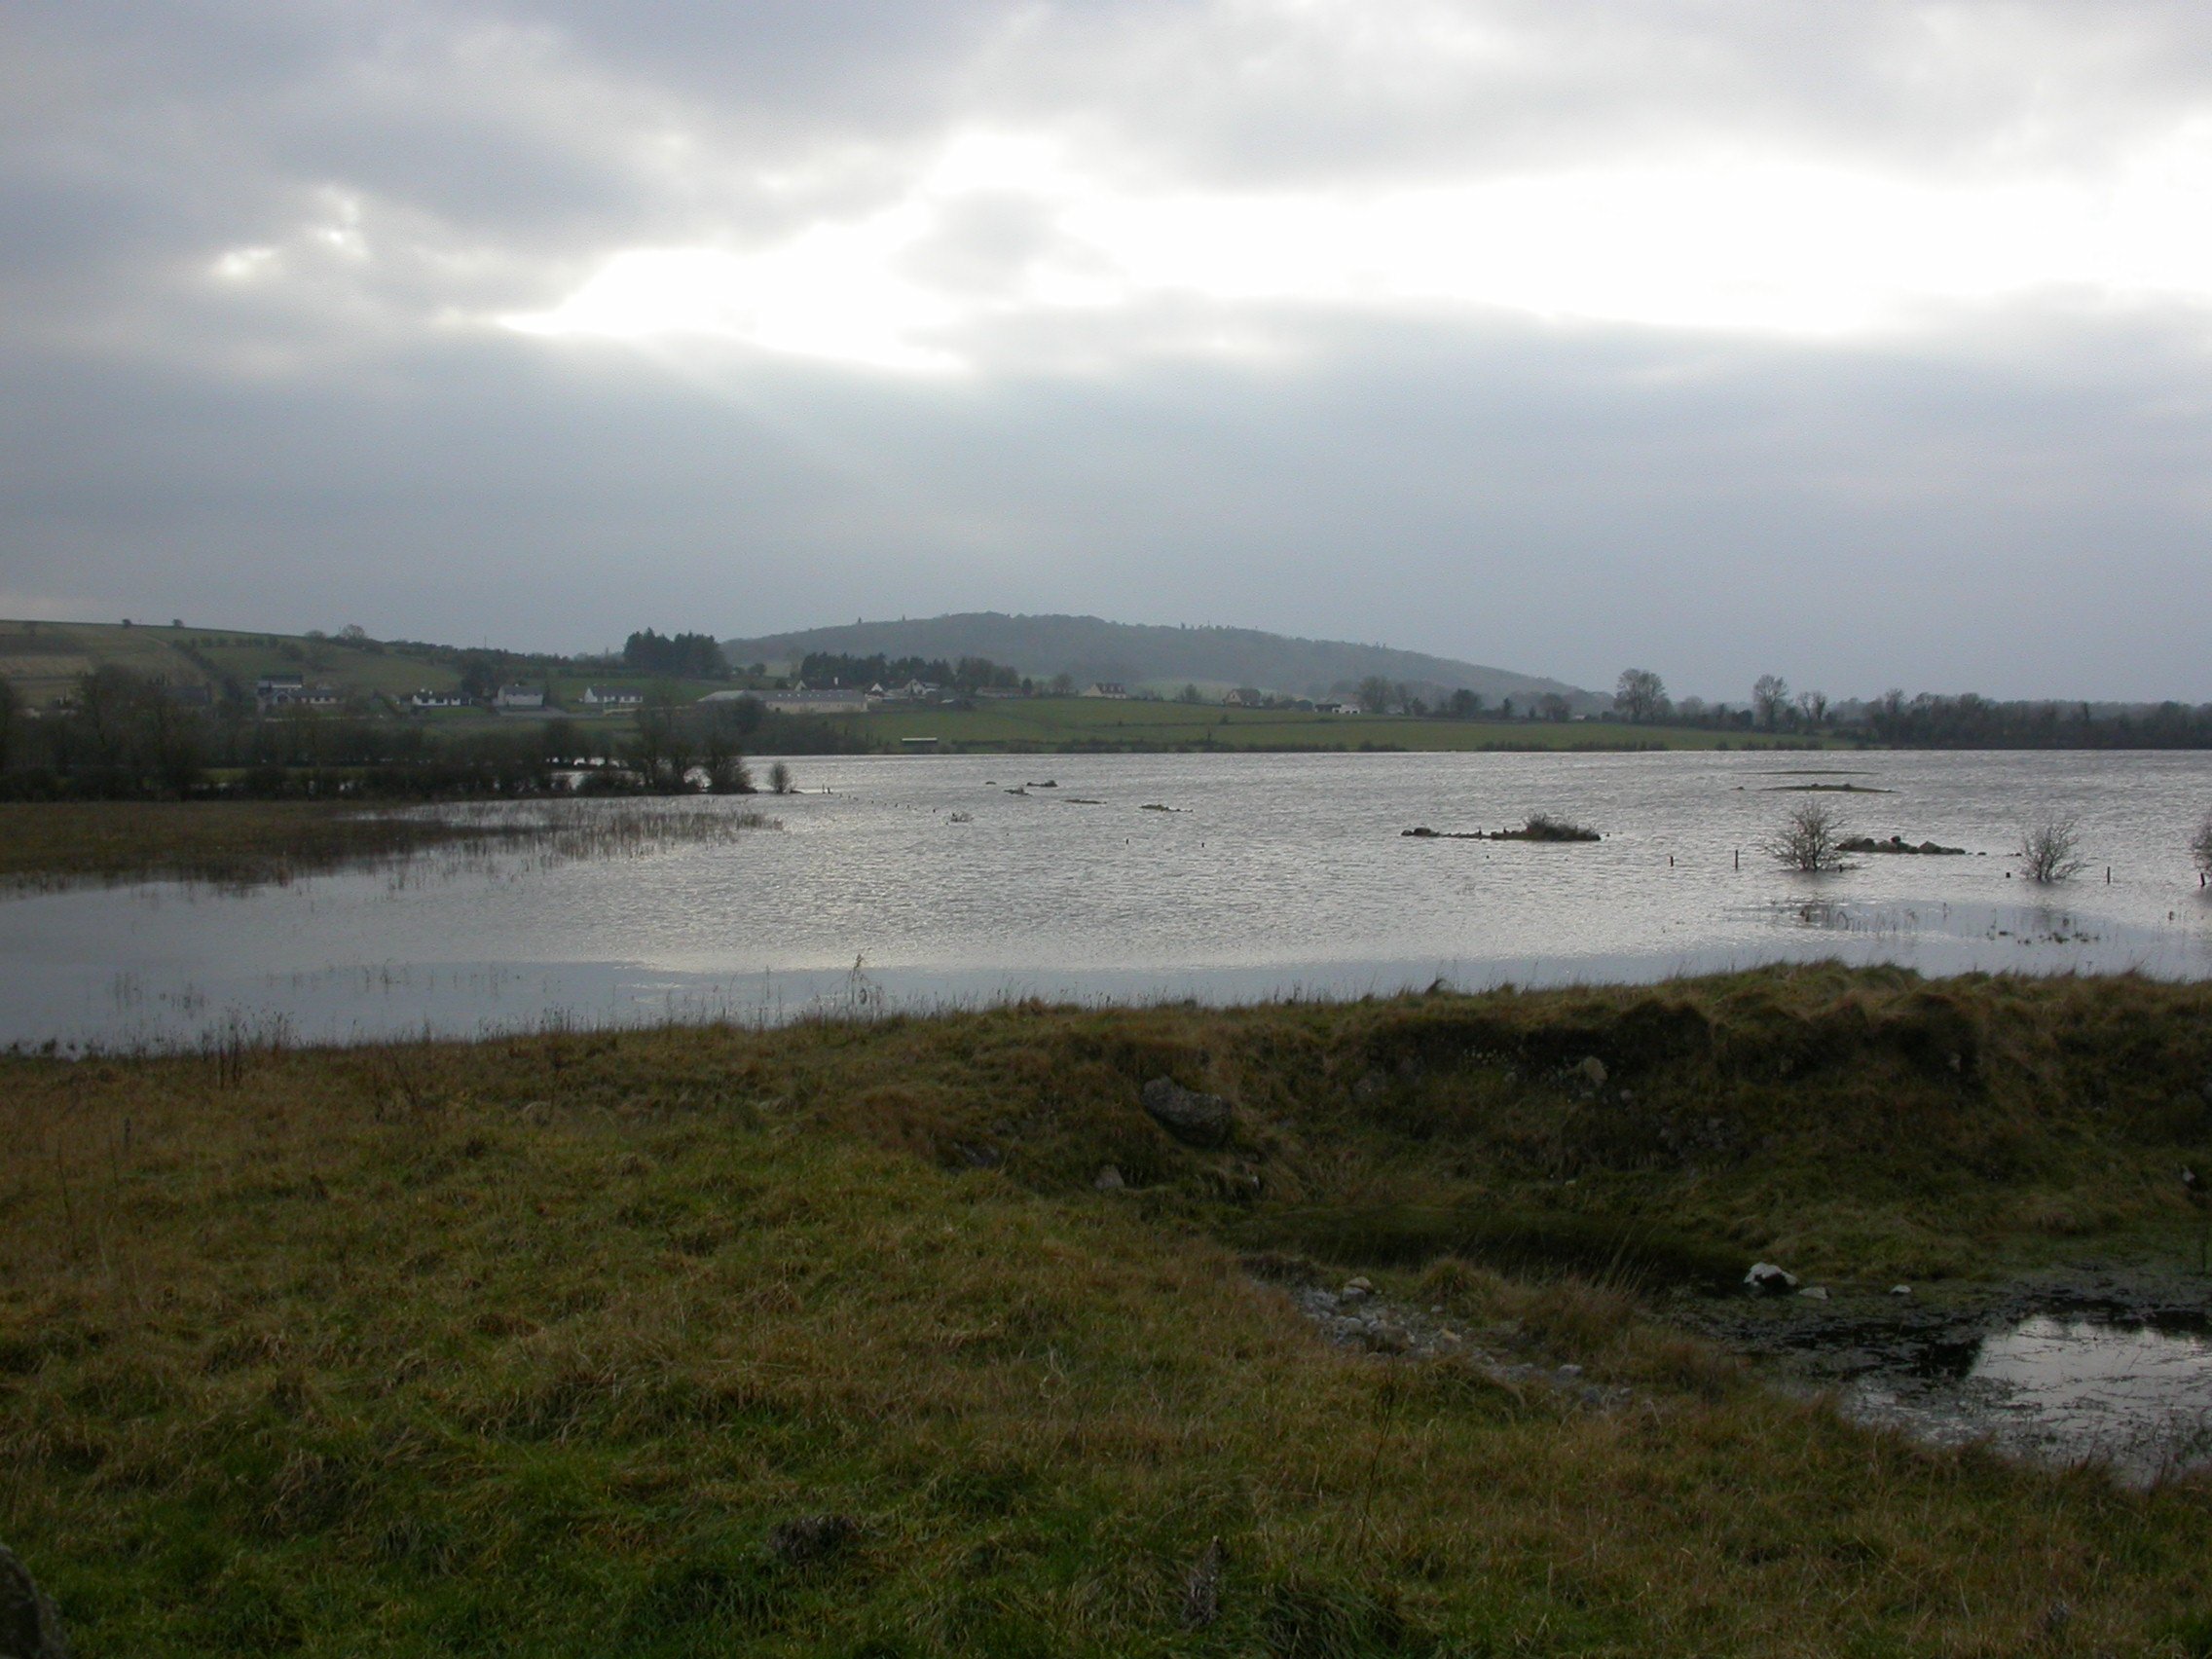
(505, 121), (2212, 368)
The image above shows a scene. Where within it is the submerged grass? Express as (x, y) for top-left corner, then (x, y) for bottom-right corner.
(9, 967), (2212, 1654)
(0, 798), (777, 891)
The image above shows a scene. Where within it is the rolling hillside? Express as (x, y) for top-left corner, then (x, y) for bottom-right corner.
(0, 620), (467, 707)
(722, 612), (1601, 708)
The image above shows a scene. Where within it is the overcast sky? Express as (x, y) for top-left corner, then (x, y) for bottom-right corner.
(4, 1), (2210, 699)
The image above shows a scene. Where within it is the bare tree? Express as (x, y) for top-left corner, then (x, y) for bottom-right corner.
(2018, 817), (2087, 883)
(1796, 689), (1828, 728)
(1614, 668), (1668, 723)
(1752, 674), (1791, 730)
(1763, 801), (1851, 871)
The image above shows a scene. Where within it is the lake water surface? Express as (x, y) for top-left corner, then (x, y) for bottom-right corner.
(7, 749), (2212, 1051)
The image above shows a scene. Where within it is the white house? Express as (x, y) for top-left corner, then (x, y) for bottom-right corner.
(700, 687), (869, 716)
(1083, 682), (1128, 699)
(495, 683), (546, 711)
(578, 686), (645, 711)
(409, 689), (464, 711)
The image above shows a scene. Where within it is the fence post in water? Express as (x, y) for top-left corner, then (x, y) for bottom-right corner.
(1734, 848), (1740, 870)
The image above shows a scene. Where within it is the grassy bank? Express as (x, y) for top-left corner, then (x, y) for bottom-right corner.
(0, 799), (775, 889)
(837, 697), (1825, 753)
(9, 968), (2212, 1655)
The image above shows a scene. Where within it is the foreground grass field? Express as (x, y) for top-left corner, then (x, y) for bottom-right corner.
(837, 697), (1823, 753)
(9, 968), (2212, 1655)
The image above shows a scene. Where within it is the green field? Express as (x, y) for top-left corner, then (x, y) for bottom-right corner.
(8, 967), (2212, 1655)
(834, 695), (1821, 753)
(0, 621), (217, 706)
(0, 620), (740, 719)
(0, 621), (470, 707)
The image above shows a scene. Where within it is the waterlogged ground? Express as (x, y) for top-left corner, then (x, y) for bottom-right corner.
(6, 749), (2212, 1051)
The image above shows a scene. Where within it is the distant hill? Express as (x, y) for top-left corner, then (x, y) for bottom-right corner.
(722, 613), (1601, 708)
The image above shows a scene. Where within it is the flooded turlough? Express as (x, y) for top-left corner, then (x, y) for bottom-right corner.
(5, 748), (2212, 1051)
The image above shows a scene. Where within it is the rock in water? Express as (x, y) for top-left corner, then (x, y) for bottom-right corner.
(0, 1545), (69, 1659)
(1140, 1078), (1234, 1146)
(1744, 1262), (1799, 1296)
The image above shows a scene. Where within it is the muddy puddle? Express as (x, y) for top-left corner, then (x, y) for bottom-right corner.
(1715, 1288), (2212, 1487)
(1841, 1310), (2212, 1486)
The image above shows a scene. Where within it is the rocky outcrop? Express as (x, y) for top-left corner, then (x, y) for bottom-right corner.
(1838, 835), (1967, 856)
(0, 1546), (68, 1659)
(1744, 1263), (1799, 1296)
(1281, 1276), (1632, 1409)
(1141, 1078), (1234, 1147)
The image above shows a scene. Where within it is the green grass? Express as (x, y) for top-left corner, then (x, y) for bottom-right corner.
(833, 696), (1821, 753)
(0, 621), (471, 708)
(10, 969), (2212, 1654)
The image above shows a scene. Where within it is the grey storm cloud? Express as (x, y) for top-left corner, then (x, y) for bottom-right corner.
(3, 0), (2211, 699)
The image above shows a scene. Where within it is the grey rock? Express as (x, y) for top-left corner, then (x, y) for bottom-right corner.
(1797, 1286), (1830, 1302)
(1744, 1262), (1799, 1296)
(1182, 1536), (1226, 1630)
(0, 1545), (68, 1659)
(765, 1514), (859, 1567)
(1573, 1056), (1608, 1089)
(1092, 1164), (1125, 1192)
(1889, 1283), (1913, 1298)
(1140, 1077), (1234, 1146)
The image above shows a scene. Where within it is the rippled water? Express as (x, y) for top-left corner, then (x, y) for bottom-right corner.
(1846, 1313), (2212, 1487)
(6, 749), (2212, 1049)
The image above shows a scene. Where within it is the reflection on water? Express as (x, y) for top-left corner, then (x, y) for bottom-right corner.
(1846, 1313), (2212, 1487)
(5, 748), (2212, 1051)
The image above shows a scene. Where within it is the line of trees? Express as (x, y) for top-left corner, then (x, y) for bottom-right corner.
(0, 667), (881, 801)
(796, 652), (1023, 691)
(622, 630), (728, 679)
(1620, 667), (2212, 748)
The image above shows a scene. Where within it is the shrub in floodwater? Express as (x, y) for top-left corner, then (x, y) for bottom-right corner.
(769, 761), (793, 795)
(2018, 816), (2087, 884)
(2193, 812), (2212, 880)
(1762, 801), (1850, 871)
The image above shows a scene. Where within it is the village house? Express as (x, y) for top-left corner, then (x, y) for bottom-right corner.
(578, 686), (645, 711)
(409, 689), (465, 711)
(1082, 682), (1128, 699)
(255, 674), (343, 713)
(704, 685), (869, 716)
(495, 683), (546, 711)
